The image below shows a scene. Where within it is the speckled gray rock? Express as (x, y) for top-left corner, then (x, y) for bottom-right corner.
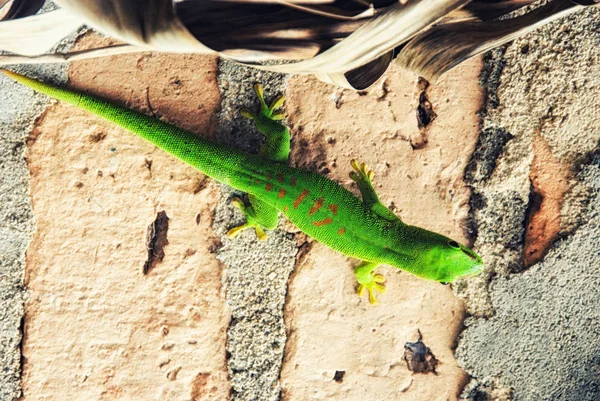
(455, 5), (600, 317)
(0, 4), (79, 399)
(457, 153), (600, 400)
(456, 5), (600, 400)
(212, 60), (297, 401)
(0, 63), (68, 401)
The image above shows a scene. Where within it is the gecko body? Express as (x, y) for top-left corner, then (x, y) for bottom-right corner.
(2, 70), (483, 304)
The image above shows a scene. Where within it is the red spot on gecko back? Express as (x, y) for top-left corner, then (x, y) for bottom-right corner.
(328, 204), (338, 215)
(312, 217), (333, 227)
(266, 183), (273, 192)
(266, 171), (273, 180)
(277, 173), (284, 183)
(284, 205), (289, 212)
(278, 188), (286, 198)
(309, 197), (324, 215)
(338, 227), (346, 235)
(293, 189), (309, 209)
(290, 177), (297, 186)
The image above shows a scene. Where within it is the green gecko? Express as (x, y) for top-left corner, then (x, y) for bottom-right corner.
(1, 69), (483, 305)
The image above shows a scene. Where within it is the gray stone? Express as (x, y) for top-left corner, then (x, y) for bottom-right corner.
(212, 60), (297, 401)
(456, 5), (600, 400)
(458, 153), (600, 401)
(0, 61), (68, 401)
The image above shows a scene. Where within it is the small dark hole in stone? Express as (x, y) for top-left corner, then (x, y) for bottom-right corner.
(333, 370), (345, 382)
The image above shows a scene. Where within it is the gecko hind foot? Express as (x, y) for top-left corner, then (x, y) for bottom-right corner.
(354, 261), (385, 305)
(227, 196), (268, 240)
(349, 159), (375, 185)
(356, 274), (386, 305)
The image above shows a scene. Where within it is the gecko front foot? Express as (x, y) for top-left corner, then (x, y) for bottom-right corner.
(354, 261), (386, 305)
(226, 196), (268, 241)
(240, 83), (286, 121)
(349, 159), (375, 187)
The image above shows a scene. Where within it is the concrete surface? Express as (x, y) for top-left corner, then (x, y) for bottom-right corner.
(0, 63), (66, 401)
(458, 154), (600, 400)
(0, 2), (70, 395)
(455, 5), (600, 400)
(211, 60), (298, 401)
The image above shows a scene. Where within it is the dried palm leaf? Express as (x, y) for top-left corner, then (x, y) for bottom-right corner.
(255, 0), (472, 74)
(316, 49), (394, 89)
(53, 0), (212, 52)
(0, 0), (45, 20)
(455, 0), (537, 21)
(0, 0), (597, 89)
(174, 0), (368, 60)
(0, 43), (140, 65)
(0, 8), (82, 56)
(396, 0), (583, 81)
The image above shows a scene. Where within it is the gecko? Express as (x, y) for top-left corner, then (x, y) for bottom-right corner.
(1, 69), (483, 305)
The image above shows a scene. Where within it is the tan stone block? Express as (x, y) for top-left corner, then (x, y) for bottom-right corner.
(22, 33), (229, 401)
(281, 57), (484, 400)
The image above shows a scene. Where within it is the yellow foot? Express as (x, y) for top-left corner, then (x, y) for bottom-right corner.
(354, 261), (385, 305)
(227, 197), (268, 241)
(357, 274), (386, 305)
(240, 83), (286, 121)
(349, 159), (375, 184)
(227, 223), (267, 241)
(268, 94), (285, 119)
(230, 196), (245, 210)
(227, 223), (250, 239)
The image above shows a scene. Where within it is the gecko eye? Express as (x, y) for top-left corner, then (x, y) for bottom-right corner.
(448, 240), (460, 249)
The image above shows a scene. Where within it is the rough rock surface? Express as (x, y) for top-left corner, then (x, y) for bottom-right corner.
(280, 58), (484, 400)
(212, 60), (298, 401)
(0, 63), (66, 401)
(456, 6), (600, 400)
(0, 3), (71, 397)
(20, 34), (230, 400)
(455, 6), (600, 317)
(458, 154), (600, 400)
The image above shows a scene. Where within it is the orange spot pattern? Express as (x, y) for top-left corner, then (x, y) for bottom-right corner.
(266, 183), (273, 192)
(277, 173), (284, 183)
(278, 189), (287, 199)
(294, 189), (309, 209)
(338, 227), (346, 235)
(309, 197), (324, 215)
(290, 177), (297, 187)
(328, 204), (338, 215)
(312, 217), (333, 227)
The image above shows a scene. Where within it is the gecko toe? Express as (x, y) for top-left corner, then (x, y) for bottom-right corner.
(356, 275), (386, 306)
(269, 95), (285, 112)
(240, 108), (255, 120)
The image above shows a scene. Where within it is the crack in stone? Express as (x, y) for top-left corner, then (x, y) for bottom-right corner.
(143, 210), (169, 275)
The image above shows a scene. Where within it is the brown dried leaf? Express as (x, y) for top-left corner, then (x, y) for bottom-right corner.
(0, 0), (596, 89)
(396, 0), (582, 81)
(0, 9), (82, 56)
(53, 0), (212, 52)
(0, 0), (45, 20)
(257, 0), (471, 74)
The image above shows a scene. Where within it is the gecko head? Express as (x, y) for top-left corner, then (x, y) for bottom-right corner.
(411, 231), (484, 283)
